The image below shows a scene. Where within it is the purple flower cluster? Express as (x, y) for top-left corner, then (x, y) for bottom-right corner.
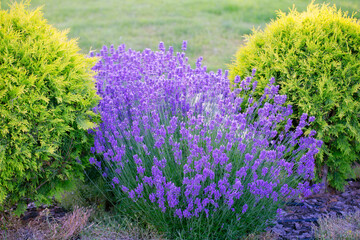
(89, 42), (322, 232)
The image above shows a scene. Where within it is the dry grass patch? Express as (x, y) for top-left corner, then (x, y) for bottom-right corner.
(243, 230), (279, 240)
(312, 211), (360, 240)
(81, 212), (166, 240)
(0, 206), (92, 240)
(47, 206), (92, 240)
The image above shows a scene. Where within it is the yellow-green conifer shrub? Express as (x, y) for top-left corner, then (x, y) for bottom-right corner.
(229, 3), (360, 191)
(0, 2), (101, 215)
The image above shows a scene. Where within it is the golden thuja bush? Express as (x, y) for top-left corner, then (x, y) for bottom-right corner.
(0, 2), (101, 215)
(229, 2), (360, 191)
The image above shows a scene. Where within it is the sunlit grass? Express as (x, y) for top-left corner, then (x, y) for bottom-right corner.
(1, 0), (359, 72)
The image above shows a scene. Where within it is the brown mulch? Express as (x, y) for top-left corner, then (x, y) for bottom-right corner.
(268, 180), (360, 240)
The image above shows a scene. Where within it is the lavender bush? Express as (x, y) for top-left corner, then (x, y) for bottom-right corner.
(88, 42), (322, 239)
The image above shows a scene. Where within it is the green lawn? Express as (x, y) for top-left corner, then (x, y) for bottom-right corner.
(2, 0), (359, 72)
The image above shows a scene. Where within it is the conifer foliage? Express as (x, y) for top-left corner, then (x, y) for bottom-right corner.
(0, 2), (100, 215)
(229, 3), (360, 191)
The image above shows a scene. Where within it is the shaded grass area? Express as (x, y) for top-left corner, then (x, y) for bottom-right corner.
(1, 0), (359, 72)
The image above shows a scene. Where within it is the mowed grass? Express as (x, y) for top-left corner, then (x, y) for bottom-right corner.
(2, 0), (359, 72)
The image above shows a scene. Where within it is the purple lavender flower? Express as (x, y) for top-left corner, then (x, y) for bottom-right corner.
(225, 163), (232, 172)
(89, 42), (322, 235)
(112, 177), (119, 184)
(128, 190), (136, 199)
(158, 42), (165, 52)
(236, 167), (247, 179)
(133, 154), (142, 165)
(182, 40), (187, 51)
(121, 185), (129, 193)
(261, 167), (268, 176)
(89, 157), (96, 165)
(269, 77), (275, 85)
(309, 130), (317, 137)
(137, 166), (145, 175)
(245, 153), (253, 162)
(175, 209), (183, 218)
(242, 204), (248, 214)
(251, 68), (256, 76)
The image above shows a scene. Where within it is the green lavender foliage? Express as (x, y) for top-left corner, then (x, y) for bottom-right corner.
(0, 1), (101, 215)
(229, 2), (360, 191)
